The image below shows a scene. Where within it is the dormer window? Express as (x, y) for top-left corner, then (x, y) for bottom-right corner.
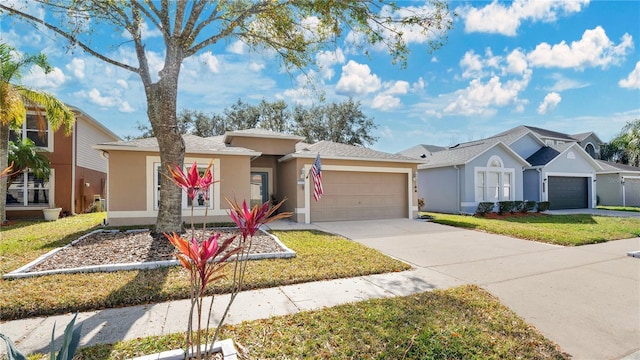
(585, 143), (596, 159)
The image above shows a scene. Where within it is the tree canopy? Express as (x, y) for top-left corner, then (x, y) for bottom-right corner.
(602, 119), (640, 167)
(130, 99), (378, 146)
(1, 1), (453, 232)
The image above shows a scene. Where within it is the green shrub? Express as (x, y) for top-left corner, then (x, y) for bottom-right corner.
(537, 201), (550, 212)
(497, 201), (514, 215)
(513, 201), (524, 213)
(524, 201), (537, 213)
(476, 202), (495, 216)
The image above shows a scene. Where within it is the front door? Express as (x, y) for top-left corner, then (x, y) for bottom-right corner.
(250, 172), (269, 207)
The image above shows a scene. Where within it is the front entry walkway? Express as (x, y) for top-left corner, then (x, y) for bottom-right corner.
(314, 219), (640, 360)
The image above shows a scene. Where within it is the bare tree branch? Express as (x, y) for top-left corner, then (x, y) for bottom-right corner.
(0, 4), (139, 74)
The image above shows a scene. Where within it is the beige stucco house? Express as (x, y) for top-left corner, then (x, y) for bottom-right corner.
(94, 129), (423, 226)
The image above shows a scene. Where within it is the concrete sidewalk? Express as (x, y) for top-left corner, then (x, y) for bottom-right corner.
(0, 267), (461, 355)
(2, 218), (639, 359)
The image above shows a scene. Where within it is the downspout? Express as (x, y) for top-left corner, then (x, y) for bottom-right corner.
(71, 122), (77, 215)
(621, 175), (625, 207)
(454, 165), (460, 214)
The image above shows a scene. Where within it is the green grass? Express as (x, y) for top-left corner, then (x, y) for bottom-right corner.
(0, 215), (409, 320)
(426, 212), (640, 246)
(597, 205), (640, 213)
(74, 285), (568, 360)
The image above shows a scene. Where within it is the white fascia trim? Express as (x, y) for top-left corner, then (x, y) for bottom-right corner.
(94, 144), (260, 157)
(623, 176), (640, 180)
(302, 164), (414, 224)
(279, 153), (424, 164)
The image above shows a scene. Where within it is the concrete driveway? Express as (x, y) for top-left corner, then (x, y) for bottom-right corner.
(315, 218), (640, 360)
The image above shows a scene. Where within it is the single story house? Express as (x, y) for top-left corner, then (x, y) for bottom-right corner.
(7, 105), (121, 219)
(402, 126), (605, 214)
(94, 129), (423, 226)
(595, 160), (640, 207)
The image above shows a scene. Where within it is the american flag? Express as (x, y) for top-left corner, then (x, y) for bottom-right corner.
(311, 153), (323, 201)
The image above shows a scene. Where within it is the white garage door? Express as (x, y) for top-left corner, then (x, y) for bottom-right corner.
(625, 178), (640, 207)
(310, 171), (408, 222)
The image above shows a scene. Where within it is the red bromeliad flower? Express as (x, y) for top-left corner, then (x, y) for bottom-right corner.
(165, 232), (239, 291)
(226, 197), (292, 239)
(166, 161), (214, 200)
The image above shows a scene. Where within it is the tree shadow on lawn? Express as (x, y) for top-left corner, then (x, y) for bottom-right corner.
(32, 237), (175, 357)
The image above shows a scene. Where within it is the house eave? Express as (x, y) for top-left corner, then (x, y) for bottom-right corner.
(93, 144), (261, 157)
(279, 153), (424, 164)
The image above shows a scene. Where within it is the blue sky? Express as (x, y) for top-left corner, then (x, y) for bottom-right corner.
(2, 1), (639, 153)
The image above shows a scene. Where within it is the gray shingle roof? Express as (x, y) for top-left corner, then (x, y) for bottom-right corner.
(418, 141), (498, 168)
(596, 160), (640, 172)
(526, 146), (560, 166)
(289, 140), (423, 163)
(94, 134), (259, 155)
(397, 144), (447, 159)
(223, 129), (305, 142)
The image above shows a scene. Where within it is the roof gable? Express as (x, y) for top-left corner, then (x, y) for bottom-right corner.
(281, 140), (423, 164)
(418, 141), (529, 169)
(531, 142), (602, 170)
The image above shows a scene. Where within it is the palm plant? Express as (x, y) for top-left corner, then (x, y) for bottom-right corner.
(0, 43), (75, 222)
(7, 138), (51, 187)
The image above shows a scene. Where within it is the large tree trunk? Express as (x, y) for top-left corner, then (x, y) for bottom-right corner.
(0, 122), (9, 224)
(145, 71), (185, 235)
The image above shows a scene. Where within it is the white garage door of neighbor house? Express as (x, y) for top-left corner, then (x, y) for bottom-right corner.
(310, 171), (408, 222)
(625, 178), (640, 207)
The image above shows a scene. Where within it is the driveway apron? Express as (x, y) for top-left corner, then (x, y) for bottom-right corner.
(315, 219), (640, 360)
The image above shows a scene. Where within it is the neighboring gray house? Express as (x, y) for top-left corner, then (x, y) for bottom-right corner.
(404, 126), (605, 214)
(596, 160), (640, 207)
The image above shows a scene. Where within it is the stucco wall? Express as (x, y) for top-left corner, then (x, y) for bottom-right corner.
(229, 137), (297, 155)
(418, 166), (459, 213)
(510, 134), (542, 160)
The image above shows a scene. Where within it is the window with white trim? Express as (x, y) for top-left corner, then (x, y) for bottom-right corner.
(9, 114), (53, 151)
(154, 163), (214, 210)
(6, 171), (51, 206)
(474, 156), (515, 202)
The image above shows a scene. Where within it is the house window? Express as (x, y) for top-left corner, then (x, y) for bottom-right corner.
(6, 171), (50, 206)
(9, 114), (52, 150)
(474, 156), (515, 202)
(585, 143), (596, 158)
(153, 163), (213, 210)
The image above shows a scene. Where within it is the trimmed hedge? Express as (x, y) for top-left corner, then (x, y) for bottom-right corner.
(537, 201), (551, 212)
(513, 201), (524, 213)
(497, 201), (514, 215)
(476, 202), (495, 216)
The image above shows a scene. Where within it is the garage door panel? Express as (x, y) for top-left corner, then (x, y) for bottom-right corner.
(311, 171), (408, 222)
(548, 176), (588, 210)
(625, 179), (640, 207)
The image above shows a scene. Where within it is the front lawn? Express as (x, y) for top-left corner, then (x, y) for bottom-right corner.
(597, 205), (640, 213)
(75, 285), (567, 360)
(425, 212), (640, 246)
(0, 214), (409, 320)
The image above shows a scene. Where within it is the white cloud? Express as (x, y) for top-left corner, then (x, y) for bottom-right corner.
(335, 60), (382, 96)
(116, 79), (129, 89)
(227, 41), (246, 55)
(444, 70), (532, 116)
(619, 61), (640, 89)
(537, 92), (562, 114)
(505, 49), (528, 75)
(197, 52), (221, 73)
(460, 49), (502, 79)
(527, 26), (633, 69)
(87, 88), (119, 107)
(119, 101), (135, 113)
(65, 58), (85, 79)
(249, 62), (265, 72)
(411, 77), (425, 92)
(547, 73), (590, 92)
(372, 81), (410, 111)
(460, 0), (590, 36)
(431, 57), (439, 63)
(316, 48), (346, 80)
(22, 66), (66, 88)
